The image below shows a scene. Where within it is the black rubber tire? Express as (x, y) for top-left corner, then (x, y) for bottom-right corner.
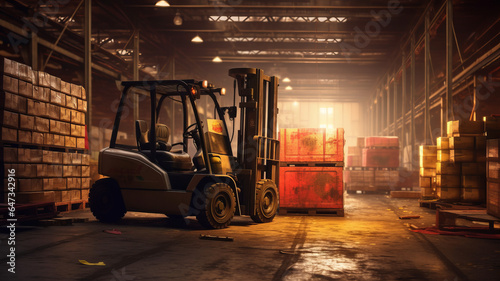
(196, 183), (236, 229)
(89, 178), (126, 223)
(250, 180), (279, 223)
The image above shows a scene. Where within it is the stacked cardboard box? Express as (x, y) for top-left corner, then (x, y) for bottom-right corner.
(447, 120), (486, 203)
(419, 145), (437, 199)
(487, 139), (500, 218)
(1, 58), (90, 205)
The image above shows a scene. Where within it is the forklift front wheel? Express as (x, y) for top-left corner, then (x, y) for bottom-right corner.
(251, 180), (279, 223)
(89, 178), (127, 223)
(196, 183), (236, 229)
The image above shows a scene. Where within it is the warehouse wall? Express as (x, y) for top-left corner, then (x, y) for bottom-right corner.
(277, 101), (364, 147)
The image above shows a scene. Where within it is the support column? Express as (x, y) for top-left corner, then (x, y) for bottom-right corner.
(84, 0), (92, 151)
(446, 0), (454, 124)
(393, 76), (398, 136)
(441, 96), (446, 135)
(386, 76), (390, 136)
(30, 32), (38, 70)
(424, 11), (431, 144)
(472, 75), (477, 121)
(133, 29), (140, 121)
(410, 34), (416, 169)
(401, 51), (406, 166)
(375, 93), (379, 136)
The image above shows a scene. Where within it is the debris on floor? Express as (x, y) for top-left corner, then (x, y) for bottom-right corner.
(199, 234), (234, 242)
(78, 260), (106, 266)
(103, 229), (122, 235)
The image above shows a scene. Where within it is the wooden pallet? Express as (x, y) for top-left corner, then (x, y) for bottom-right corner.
(0, 202), (57, 224)
(279, 207), (344, 217)
(419, 199), (440, 209)
(55, 200), (88, 213)
(437, 209), (500, 231)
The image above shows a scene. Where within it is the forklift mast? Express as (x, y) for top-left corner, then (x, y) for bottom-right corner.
(229, 68), (280, 215)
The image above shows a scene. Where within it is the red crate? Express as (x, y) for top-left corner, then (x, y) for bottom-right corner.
(362, 148), (399, 168)
(279, 128), (344, 162)
(279, 166), (343, 209)
(365, 136), (399, 148)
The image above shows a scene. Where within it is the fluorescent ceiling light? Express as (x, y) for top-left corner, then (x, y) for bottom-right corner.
(173, 11), (183, 25)
(212, 56), (222, 63)
(285, 86), (293, 90)
(155, 1), (170, 7)
(282, 77), (291, 83)
(191, 35), (203, 43)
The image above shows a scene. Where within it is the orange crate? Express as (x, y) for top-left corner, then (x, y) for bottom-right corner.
(279, 166), (343, 209)
(279, 128), (344, 163)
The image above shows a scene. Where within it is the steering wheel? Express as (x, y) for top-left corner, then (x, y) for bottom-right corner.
(183, 122), (198, 139)
(171, 122), (200, 148)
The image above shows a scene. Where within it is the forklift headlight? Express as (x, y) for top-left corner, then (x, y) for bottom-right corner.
(213, 88), (226, 96)
(201, 80), (208, 88)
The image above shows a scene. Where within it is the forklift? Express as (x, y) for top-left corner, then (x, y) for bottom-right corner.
(89, 68), (280, 228)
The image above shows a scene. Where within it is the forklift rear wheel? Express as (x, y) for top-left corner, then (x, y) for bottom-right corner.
(196, 183), (236, 229)
(89, 178), (126, 223)
(251, 180), (279, 223)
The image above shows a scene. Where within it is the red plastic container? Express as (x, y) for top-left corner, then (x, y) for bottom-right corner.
(365, 136), (399, 148)
(279, 128), (344, 162)
(362, 148), (399, 168)
(279, 166), (343, 209)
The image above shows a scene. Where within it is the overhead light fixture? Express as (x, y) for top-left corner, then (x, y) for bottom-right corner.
(212, 56), (222, 63)
(155, 0), (170, 7)
(282, 77), (291, 83)
(191, 35), (203, 43)
(173, 11), (183, 25)
(285, 86), (293, 90)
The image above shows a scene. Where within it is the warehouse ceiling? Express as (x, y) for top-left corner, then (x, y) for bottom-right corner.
(1, 0), (498, 102)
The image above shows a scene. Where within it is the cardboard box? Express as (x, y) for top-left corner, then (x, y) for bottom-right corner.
(462, 187), (485, 202)
(2, 75), (19, 93)
(18, 80), (33, 98)
(462, 175), (486, 188)
(487, 139), (499, 159)
(32, 132), (44, 145)
(60, 80), (71, 94)
(2, 127), (18, 142)
(436, 175), (460, 188)
(437, 137), (449, 150)
(3, 147), (17, 162)
(1, 58), (19, 77)
(461, 162), (486, 176)
(65, 95), (77, 109)
(436, 162), (461, 175)
(70, 83), (82, 98)
(450, 149), (475, 163)
(437, 187), (461, 200)
(437, 150), (450, 162)
(487, 181), (500, 217)
(15, 191), (55, 204)
(447, 120), (484, 137)
(449, 137), (475, 149)
(34, 117), (50, 133)
(419, 168), (436, 177)
(34, 87), (51, 102)
(18, 130), (32, 143)
(19, 114), (35, 131)
(488, 161), (500, 180)
(50, 90), (65, 106)
(3, 110), (19, 128)
(65, 136), (76, 148)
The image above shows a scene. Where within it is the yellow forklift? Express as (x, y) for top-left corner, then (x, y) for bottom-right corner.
(89, 68), (280, 228)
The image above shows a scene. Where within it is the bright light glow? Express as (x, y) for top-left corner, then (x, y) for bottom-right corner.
(236, 50), (338, 56)
(282, 77), (291, 83)
(320, 124), (327, 128)
(293, 101), (299, 106)
(209, 16), (347, 23)
(173, 12), (183, 25)
(285, 86), (293, 90)
(155, 0), (170, 7)
(225, 37), (342, 43)
(212, 56), (222, 63)
(320, 108), (327, 114)
(191, 35), (203, 43)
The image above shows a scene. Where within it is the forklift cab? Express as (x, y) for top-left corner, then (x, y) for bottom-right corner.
(109, 79), (234, 176)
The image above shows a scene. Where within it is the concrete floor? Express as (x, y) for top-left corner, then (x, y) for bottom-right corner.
(1, 194), (499, 281)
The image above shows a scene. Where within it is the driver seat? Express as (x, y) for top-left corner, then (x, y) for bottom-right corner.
(135, 120), (192, 171)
